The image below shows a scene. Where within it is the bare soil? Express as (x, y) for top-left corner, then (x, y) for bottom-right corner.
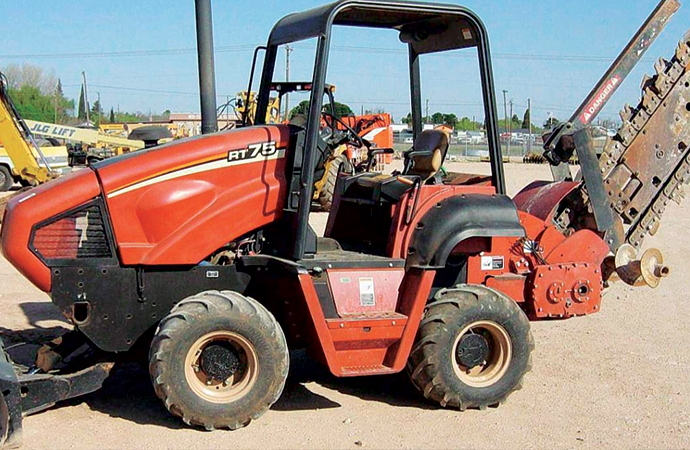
(1, 162), (689, 449)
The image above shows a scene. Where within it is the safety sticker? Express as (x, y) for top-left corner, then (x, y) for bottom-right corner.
(359, 277), (375, 307)
(481, 256), (505, 271)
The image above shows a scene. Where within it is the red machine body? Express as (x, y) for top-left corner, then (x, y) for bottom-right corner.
(0, 122), (610, 379)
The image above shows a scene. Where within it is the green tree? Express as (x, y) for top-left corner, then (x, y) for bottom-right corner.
(442, 113), (458, 128)
(456, 116), (481, 131)
(511, 114), (521, 127)
(8, 85), (56, 122)
(544, 116), (559, 129)
(77, 85), (87, 121)
(430, 112), (444, 125)
(521, 108), (531, 130)
(91, 100), (102, 124)
(109, 107), (115, 123)
(288, 100), (354, 119)
(53, 78), (75, 124)
(401, 113), (412, 124)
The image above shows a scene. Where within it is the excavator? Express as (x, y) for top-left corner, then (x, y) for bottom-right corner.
(2, 0), (690, 447)
(0, 72), (63, 201)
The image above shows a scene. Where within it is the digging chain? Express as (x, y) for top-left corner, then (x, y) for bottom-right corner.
(599, 36), (690, 248)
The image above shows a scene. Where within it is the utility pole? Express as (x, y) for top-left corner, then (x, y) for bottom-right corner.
(54, 80), (58, 123)
(284, 45), (293, 120)
(508, 99), (513, 156)
(527, 98), (532, 155)
(425, 99), (430, 125)
(502, 90), (508, 155)
(82, 71), (90, 124)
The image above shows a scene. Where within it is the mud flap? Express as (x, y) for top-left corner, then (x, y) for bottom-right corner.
(0, 339), (22, 449)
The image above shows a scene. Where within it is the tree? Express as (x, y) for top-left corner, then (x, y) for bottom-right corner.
(430, 112), (445, 125)
(511, 114), (521, 127)
(8, 85), (56, 122)
(109, 107), (115, 123)
(3, 65), (74, 123)
(77, 85), (87, 121)
(544, 116), (559, 129)
(442, 113), (458, 128)
(333, 102), (354, 117)
(288, 100), (354, 119)
(521, 108), (531, 130)
(401, 113), (412, 124)
(456, 116), (481, 131)
(53, 79), (74, 124)
(91, 100), (102, 122)
(2, 63), (57, 95)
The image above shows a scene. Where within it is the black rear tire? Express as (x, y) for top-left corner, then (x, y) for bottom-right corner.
(317, 154), (352, 211)
(407, 285), (533, 410)
(149, 291), (289, 430)
(0, 166), (12, 192)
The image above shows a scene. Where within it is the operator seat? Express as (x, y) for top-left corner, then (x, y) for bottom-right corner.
(403, 129), (450, 182)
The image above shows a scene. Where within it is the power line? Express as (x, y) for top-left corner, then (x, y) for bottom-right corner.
(0, 45), (257, 60)
(0, 43), (657, 64)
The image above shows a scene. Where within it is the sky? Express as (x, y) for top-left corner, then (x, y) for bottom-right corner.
(2, 0), (690, 126)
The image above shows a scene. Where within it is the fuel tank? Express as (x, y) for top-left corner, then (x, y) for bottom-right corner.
(0, 125), (292, 292)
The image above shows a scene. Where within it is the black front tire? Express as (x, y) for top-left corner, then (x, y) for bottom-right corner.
(407, 285), (533, 410)
(149, 291), (289, 430)
(0, 166), (12, 192)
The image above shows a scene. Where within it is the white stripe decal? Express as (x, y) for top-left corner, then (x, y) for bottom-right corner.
(107, 149), (285, 199)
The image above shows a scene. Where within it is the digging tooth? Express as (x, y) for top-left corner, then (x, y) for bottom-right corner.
(640, 73), (653, 91)
(620, 104), (635, 123)
(655, 57), (669, 76)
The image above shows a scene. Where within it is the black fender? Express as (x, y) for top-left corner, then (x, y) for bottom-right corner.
(0, 339), (22, 449)
(407, 194), (525, 269)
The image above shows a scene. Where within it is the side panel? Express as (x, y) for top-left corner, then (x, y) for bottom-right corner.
(51, 265), (251, 352)
(98, 126), (291, 265)
(0, 170), (102, 292)
(326, 268), (404, 316)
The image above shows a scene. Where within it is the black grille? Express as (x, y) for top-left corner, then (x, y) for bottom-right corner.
(32, 202), (113, 261)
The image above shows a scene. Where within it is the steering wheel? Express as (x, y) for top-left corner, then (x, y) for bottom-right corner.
(321, 112), (370, 149)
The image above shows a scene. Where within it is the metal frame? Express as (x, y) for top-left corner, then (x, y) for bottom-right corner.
(543, 0), (679, 180)
(253, 0), (506, 260)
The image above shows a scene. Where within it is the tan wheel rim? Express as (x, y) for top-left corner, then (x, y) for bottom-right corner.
(452, 321), (512, 388)
(184, 331), (259, 404)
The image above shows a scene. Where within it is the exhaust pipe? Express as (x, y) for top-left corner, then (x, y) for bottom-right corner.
(195, 0), (218, 135)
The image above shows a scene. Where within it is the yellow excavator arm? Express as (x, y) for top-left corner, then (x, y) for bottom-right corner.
(0, 72), (57, 185)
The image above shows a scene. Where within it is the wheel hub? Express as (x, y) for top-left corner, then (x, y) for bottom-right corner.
(455, 333), (490, 369)
(200, 343), (241, 381)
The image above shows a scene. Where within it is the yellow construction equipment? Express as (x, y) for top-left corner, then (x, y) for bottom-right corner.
(0, 72), (61, 187)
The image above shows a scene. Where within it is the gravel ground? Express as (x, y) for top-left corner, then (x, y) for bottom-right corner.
(1, 162), (689, 450)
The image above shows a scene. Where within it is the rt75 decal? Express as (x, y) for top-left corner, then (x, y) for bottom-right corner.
(228, 141), (279, 162)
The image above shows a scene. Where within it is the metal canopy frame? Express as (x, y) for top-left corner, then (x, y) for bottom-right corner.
(254, 0), (505, 260)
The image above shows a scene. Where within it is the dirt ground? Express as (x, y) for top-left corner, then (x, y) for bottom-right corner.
(1, 162), (690, 450)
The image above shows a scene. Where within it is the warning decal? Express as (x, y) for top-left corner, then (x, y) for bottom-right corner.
(359, 277), (375, 307)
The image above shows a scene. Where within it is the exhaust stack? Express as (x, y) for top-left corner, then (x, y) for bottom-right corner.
(195, 0), (218, 134)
